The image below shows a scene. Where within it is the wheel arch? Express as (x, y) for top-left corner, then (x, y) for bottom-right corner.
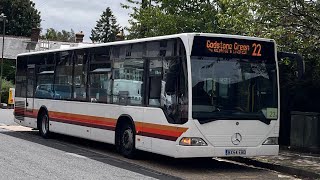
(115, 114), (136, 147)
(37, 106), (49, 129)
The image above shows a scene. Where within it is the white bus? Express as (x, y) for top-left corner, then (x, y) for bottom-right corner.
(14, 33), (281, 158)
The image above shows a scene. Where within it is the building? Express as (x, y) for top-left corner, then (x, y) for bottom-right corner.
(0, 31), (90, 62)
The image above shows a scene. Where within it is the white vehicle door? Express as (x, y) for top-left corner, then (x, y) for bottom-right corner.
(26, 64), (35, 113)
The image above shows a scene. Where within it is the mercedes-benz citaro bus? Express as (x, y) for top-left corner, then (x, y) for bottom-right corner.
(14, 33), (280, 158)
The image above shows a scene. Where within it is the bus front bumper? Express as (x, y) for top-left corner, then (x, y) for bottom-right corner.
(175, 145), (279, 158)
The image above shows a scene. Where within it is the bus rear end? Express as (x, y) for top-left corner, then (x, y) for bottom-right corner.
(182, 34), (279, 157)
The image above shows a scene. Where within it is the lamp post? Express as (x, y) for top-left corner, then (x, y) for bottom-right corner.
(0, 13), (7, 105)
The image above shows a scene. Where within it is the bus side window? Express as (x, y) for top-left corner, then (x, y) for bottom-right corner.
(35, 53), (55, 99)
(16, 56), (27, 98)
(161, 59), (182, 123)
(160, 40), (188, 124)
(113, 58), (145, 105)
(113, 44), (145, 106)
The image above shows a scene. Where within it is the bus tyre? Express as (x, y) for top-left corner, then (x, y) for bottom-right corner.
(120, 123), (136, 158)
(39, 112), (50, 138)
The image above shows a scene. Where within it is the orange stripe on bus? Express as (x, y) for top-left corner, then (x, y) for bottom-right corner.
(24, 110), (38, 118)
(135, 122), (188, 132)
(141, 126), (185, 137)
(17, 109), (188, 141)
(49, 111), (117, 128)
(135, 122), (188, 140)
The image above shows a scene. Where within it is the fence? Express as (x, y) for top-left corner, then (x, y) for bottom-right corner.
(291, 111), (320, 152)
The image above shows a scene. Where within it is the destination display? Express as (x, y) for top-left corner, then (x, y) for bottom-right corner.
(191, 36), (275, 60)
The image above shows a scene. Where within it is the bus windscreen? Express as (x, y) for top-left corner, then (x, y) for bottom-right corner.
(191, 36), (278, 124)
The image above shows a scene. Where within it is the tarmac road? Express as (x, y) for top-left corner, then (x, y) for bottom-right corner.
(0, 109), (299, 180)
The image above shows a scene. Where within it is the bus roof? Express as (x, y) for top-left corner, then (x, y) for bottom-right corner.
(17, 33), (275, 57)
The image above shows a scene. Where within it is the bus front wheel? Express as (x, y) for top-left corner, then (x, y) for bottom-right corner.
(39, 111), (50, 138)
(120, 123), (136, 158)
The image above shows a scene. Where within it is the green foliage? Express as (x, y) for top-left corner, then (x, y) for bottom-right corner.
(215, 0), (258, 35)
(1, 78), (14, 103)
(41, 28), (75, 42)
(0, 0), (41, 36)
(122, 0), (220, 39)
(90, 7), (121, 43)
(251, 1), (320, 111)
(2, 60), (15, 83)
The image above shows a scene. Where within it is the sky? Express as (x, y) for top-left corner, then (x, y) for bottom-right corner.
(32, 0), (131, 42)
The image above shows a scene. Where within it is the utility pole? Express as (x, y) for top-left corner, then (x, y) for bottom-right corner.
(0, 13), (7, 105)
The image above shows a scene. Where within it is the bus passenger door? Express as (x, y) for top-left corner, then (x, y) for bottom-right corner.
(26, 65), (36, 114)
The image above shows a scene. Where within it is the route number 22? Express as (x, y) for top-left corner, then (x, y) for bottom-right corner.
(252, 43), (262, 57)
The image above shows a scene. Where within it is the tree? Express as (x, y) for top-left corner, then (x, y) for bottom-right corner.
(0, 0), (41, 36)
(256, 1), (320, 112)
(2, 60), (15, 83)
(255, 1), (320, 80)
(122, 0), (220, 39)
(90, 7), (121, 43)
(41, 28), (76, 42)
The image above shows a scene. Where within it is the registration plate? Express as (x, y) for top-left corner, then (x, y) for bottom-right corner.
(225, 149), (246, 156)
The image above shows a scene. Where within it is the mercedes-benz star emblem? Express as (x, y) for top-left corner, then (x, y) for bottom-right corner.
(231, 133), (242, 145)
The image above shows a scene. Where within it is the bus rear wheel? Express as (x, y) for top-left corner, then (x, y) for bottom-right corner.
(120, 123), (136, 158)
(39, 111), (50, 138)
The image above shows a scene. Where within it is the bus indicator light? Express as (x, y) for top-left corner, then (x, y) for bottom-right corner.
(180, 137), (191, 145)
(179, 137), (207, 146)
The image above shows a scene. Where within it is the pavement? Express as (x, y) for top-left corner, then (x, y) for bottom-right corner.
(0, 109), (16, 126)
(230, 148), (320, 179)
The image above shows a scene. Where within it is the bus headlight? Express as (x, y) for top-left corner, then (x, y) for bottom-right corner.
(262, 137), (278, 145)
(179, 137), (207, 146)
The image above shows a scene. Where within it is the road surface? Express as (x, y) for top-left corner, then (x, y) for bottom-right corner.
(0, 109), (298, 179)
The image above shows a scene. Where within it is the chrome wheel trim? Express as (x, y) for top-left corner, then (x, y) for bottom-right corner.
(122, 128), (133, 151)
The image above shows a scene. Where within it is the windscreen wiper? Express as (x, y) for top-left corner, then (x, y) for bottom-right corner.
(198, 118), (219, 124)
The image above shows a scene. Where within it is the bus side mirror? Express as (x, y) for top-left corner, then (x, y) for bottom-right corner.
(277, 52), (305, 79)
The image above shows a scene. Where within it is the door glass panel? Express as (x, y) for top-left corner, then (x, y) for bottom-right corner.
(74, 50), (88, 101)
(27, 66), (35, 98)
(54, 51), (73, 100)
(89, 47), (112, 103)
(148, 59), (162, 106)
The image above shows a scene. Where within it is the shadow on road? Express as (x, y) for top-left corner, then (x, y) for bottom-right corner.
(0, 130), (266, 179)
